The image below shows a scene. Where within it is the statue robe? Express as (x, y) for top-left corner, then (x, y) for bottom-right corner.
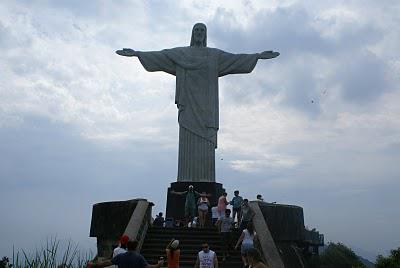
(137, 47), (259, 182)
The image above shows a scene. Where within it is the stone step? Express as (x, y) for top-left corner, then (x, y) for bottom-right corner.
(142, 248), (241, 257)
(148, 227), (241, 234)
(142, 227), (244, 268)
(143, 237), (224, 244)
(144, 255), (242, 262)
(145, 257), (243, 268)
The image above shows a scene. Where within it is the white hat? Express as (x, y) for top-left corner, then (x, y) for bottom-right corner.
(189, 185), (194, 189)
(171, 240), (179, 249)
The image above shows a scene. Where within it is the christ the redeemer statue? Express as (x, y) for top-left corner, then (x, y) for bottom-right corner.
(116, 23), (279, 183)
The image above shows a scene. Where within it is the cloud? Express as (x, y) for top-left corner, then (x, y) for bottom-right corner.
(230, 154), (299, 172)
(1, 0), (400, 259)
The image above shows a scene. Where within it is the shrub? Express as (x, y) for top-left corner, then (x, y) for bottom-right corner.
(375, 247), (400, 268)
(8, 238), (92, 268)
(309, 242), (365, 268)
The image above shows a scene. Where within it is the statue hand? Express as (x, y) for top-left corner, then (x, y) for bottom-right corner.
(116, 48), (138, 57)
(258, 50), (280, 59)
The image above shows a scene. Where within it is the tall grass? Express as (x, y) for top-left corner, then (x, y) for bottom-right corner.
(7, 238), (93, 268)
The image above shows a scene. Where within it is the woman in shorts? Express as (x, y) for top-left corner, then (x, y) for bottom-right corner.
(235, 222), (256, 267)
(197, 192), (210, 228)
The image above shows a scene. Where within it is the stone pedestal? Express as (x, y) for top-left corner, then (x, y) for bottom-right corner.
(258, 203), (306, 242)
(165, 181), (225, 222)
(89, 199), (153, 257)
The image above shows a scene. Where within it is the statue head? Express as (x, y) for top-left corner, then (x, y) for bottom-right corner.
(190, 23), (207, 47)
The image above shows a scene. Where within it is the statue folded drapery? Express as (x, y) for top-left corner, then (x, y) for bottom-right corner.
(116, 23), (279, 182)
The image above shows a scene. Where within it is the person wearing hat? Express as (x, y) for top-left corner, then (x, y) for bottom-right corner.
(165, 239), (180, 268)
(109, 235), (129, 267)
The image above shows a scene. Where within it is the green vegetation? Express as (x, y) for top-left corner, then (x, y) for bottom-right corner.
(308, 242), (366, 268)
(375, 247), (400, 268)
(1, 238), (93, 268)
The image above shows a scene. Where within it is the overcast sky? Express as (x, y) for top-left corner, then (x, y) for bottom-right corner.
(1, 0), (399, 262)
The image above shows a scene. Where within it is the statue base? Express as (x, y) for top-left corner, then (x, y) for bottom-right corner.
(165, 181), (225, 224)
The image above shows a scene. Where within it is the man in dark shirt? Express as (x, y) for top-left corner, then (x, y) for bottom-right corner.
(88, 240), (163, 268)
(153, 212), (165, 227)
(239, 199), (255, 232)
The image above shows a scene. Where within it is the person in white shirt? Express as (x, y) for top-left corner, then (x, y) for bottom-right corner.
(110, 235), (129, 268)
(194, 243), (218, 268)
(235, 223), (257, 267)
(216, 209), (234, 261)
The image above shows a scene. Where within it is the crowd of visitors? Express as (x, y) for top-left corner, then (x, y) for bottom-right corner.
(88, 234), (265, 268)
(169, 185), (264, 229)
(158, 186), (267, 267)
(88, 188), (269, 268)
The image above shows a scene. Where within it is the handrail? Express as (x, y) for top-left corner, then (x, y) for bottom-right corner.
(249, 201), (285, 268)
(123, 200), (152, 251)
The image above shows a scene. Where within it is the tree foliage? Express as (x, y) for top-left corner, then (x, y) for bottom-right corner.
(375, 247), (400, 268)
(309, 242), (365, 268)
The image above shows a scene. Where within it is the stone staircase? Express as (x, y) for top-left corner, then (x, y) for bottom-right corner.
(141, 226), (244, 268)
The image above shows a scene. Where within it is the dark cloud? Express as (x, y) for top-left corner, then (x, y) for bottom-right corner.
(335, 50), (390, 103)
(207, 3), (390, 115)
(209, 5), (330, 55)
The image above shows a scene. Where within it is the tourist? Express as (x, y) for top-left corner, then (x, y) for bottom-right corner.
(194, 242), (219, 268)
(217, 192), (229, 220)
(230, 190), (243, 224)
(153, 212), (165, 227)
(246, 248), (267, 268)
(166, 239), (180, 268)
(239, 199), (255, 232)
(211, 206), (219, 226)
(235, 222), (257, 268)
(256, 194), (264, 202)
(197, 192), (210, 228)
(87, 240), (164, 268)
(170, 185), (201, 226)
(113, 234), (129, 257)
(190, 217), (199, 228)
(217, 209), (234, 261)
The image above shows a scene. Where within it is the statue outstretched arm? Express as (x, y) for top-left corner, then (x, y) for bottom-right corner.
(218, 49), (278, 77)
(170, 190), (188, 196)
(258, 50), (280, 59)
(116, 48), (139, 57)
(116, 48), (176, 75)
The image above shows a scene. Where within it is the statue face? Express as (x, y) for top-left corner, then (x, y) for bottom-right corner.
(193, 24), (206, 44)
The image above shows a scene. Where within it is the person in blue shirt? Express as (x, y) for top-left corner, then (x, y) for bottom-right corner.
(230, 190), (243, 224)
(88, 240), (163, 268)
